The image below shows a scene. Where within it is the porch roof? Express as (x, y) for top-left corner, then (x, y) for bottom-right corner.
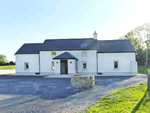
(53, 52), (78, 60)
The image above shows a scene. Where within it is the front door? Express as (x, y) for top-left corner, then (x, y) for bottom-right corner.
(61, 60), (68, 74)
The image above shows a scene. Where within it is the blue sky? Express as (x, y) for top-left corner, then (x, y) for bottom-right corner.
(0, 0), (150, 61)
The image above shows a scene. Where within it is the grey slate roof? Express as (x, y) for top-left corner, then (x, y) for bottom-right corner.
(53, 52), (78, 60)
(97, 39), (135, 53)
(15, 38), (135, 54)
(40, 38), (100, 51)
(15, 43), (43, 54)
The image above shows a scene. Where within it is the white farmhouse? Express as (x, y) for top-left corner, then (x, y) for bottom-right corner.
(15, 31), (137, 76)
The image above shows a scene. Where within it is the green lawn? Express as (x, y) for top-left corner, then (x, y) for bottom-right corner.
(138, 66), (150, 73)
(84, 83), (150, 113)
(0, 65), (15, 70)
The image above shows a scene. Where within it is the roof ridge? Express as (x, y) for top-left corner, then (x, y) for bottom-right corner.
(24, 43), (43, 45)
(45, 38), (94, 41)
(98, 39), (130, 41)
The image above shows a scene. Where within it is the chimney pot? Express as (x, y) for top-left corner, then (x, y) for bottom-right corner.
(93, 31), (97, 40)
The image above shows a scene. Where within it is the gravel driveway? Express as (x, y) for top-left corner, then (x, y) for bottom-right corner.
(0, 74), (147, 113)
(0, 70), (15, 75)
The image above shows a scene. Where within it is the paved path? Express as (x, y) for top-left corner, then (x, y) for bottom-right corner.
(0, 74), (147, 113)
(0, 70), (15, 75)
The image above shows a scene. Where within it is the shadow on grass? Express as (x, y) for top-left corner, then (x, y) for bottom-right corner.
(131, 88), (148, 113)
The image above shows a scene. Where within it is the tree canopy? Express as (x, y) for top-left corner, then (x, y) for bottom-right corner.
(0, 54), (8, 65)
(119, 22), (150, 66)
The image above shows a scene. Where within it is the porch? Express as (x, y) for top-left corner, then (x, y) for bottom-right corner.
(53, 52), (78, 75)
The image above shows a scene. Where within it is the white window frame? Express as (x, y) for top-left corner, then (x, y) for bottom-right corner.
(51, 51), (56, 56)
(24, 62), (29, 70)
(114, 60), (119, 70)
(52, 61), (55, 71)
(82, 61), (87, 71)
(82, 51), (87, 57)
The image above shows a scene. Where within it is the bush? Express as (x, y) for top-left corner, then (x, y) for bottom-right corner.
(9, 61), (14, 65)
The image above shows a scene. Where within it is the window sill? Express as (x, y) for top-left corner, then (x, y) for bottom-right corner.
(25, 69), (29, 71)
(52, 55), (56, 57)
(82, 69), (87, 71)
(114, 69), (119, 71)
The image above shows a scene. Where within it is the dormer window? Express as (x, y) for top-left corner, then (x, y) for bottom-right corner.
(51, 52), (56, 56)
(82, 51), (87, 56)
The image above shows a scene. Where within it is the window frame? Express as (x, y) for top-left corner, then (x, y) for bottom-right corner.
(114, 60), (119, 70)
(24, 62), (29, 70)
(82, 51), (87, 57)
(82, 61), (87, 71)
(51, 51), (56, 56)
(52, 61), (55, 71)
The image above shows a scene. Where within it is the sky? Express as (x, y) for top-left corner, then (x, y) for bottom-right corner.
(0, 0), (150, 62)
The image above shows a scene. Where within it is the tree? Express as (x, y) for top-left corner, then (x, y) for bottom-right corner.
(0, 54), (8, 66)
(9, 61), (14, 65)
(119, 22), (150, 66)
(119, 31), (146, 66)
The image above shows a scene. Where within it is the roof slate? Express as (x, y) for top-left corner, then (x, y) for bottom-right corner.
(15, 43), (43, 54)
(53, 52), (78, 60)
(97, 39), (135, 53)
(41, 38), (99, 51)
(15, 38), (135, 54)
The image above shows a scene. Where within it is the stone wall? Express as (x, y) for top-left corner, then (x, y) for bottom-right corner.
(71, 75), (95, 88)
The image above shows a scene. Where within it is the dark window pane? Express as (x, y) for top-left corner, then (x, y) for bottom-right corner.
(114, 61), (118, 69)
(26, 63), (29, 69)
(83, 63), (86, 69)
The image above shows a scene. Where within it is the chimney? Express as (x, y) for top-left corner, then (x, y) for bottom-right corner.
(93, 31), (97, 40)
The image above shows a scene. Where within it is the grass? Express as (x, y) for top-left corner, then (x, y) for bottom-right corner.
(138, 66), (150, 73)
(84, 83), (150, 113)
(0, 65), (15, 70)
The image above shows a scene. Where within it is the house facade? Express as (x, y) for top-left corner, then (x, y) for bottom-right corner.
(15, 31), (137, 76)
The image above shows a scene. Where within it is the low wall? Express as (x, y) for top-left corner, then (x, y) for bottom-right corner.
(71, 75), (95, 88)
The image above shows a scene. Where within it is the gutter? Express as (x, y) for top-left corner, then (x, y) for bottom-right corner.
(39, 54), (40, 74)
(96, 52), (98, 74)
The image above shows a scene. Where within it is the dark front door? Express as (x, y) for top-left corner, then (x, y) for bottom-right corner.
(61, 60), (68, 74)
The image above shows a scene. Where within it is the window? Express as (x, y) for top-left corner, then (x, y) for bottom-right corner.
(114, 61), (118, 70)
(82, 51), (87, 56)
(52, 61), (55, 71)
(25, 62), (29, 70)
(82, 61), (87, 70)
(51, 52), (56, 56)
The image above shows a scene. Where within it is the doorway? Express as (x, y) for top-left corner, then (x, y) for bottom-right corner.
(61, 60), (68, 74)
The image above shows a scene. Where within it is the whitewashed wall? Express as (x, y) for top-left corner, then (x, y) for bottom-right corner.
(15, 54), (39, 75)
(130, 61), (138, 75)
(15, 51), (137, 76)
(68, 59), (76, 74)
(54, 60), (60, 75)
(98, 53), (137, 75)
(40, 50), (97, 75)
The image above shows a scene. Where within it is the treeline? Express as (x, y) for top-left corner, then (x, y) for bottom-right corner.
(0, 61), (15, 66)
(119, 22), (150, 66)
(0, 54), (15, 66)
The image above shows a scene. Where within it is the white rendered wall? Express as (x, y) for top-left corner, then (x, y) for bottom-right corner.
(40, 51), (55, 75)
(98, 53), (137, 75)
(55, 60), (60, 74)
(130, 61), (138, 75)
(40, 50), (97, 75)
(15, 54), (39, 75)
(68, 59), (76, 74)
